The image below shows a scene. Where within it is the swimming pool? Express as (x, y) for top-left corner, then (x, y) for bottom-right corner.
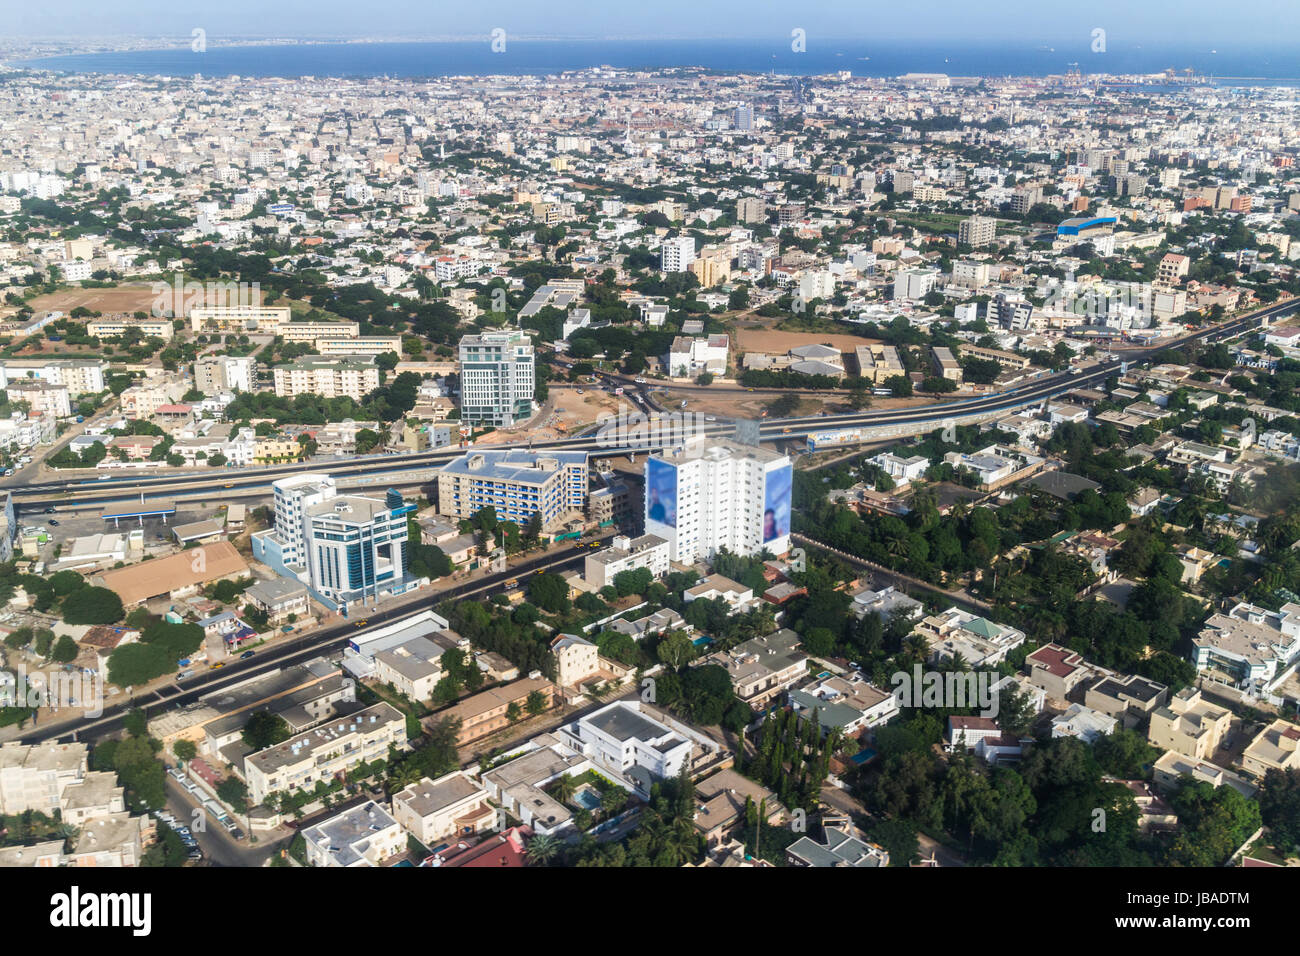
(573, 787), (602, 811)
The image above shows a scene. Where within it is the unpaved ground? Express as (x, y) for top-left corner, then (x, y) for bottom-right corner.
(482, 386), (626, 443)
(733, 327), (883, 354)
(26, 282), (272, 317)
(26, 283), (168, 315)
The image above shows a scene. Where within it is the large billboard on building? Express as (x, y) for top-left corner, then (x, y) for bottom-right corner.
(807, 428), (865, 451)
(645, 458), (678, 529)
(763, 464), (792, 544)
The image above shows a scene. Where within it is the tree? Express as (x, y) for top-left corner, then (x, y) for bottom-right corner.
(218, 777), (250, 814)
(173, 739), (197, 763)
(885, 375), (913, 397)
(656, 630), (697, 668)
(505, 702), (522, 723)
(526, 831), (561, 865)
(242, 711), (292, 750)
(525, 689), (548, 717)
(527, 573), (570, 614)
(48, 570), (86, 597)
(61, 586), (124, 625)
(49, 634), (78, 663)
(354, 428), (383, 454)
(1259, 768), (1300, 854)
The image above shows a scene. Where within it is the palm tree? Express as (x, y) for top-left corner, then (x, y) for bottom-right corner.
(554, 774), (577, 803)
(525, 831), (561, 866)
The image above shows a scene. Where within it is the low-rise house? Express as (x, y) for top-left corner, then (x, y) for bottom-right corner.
(372, 635), (446, 702)
(431, 677), (557, 747)
(691, 768), (785, 846)
(1084, 673), (1168, 729)
(392, 771), (496, 846)
(851, 585), (923, 623)
(1192, 602), (1300, 698)
(1147, 687), (1232, 760)
(243, 577), (310, 625)
(684, 574), (757, 613)
(1152, 751), (1257, 797)
(787, 824), (889, 867)
(1025, 643), (1090, 700)
(705, 629), (807, 709)
(425, 826), (530, 868)
(302, 800), (404, 867)
(1050, 703), (1117, 745)
(1240, 718), (1300, 779)
(788, 673), (899, 736)
(554, 700), (720, 797)
(917, 608), (1026, 668)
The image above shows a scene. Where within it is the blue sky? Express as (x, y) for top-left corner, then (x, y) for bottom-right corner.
(11, 0), (1300, 45)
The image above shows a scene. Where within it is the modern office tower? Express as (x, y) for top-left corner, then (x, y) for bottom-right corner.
(436, 449), (589, 532)
(644, 438), (793, 565)
(457, 330), (535, 427)
(734, 104), (754, 131)
(303, 488), (415, 606)
(660, 235), (697, 273)
(254, 476), (417, 608)
(958, 215), (997, 248)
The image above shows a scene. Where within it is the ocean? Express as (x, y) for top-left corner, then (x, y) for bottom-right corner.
(15, 37), (1300, 83)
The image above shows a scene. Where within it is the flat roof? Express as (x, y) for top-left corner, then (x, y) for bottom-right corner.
(101, 500), (177, 520)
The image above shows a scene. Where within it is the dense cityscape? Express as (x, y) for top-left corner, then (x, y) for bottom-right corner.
(0, 11), (1296, 911)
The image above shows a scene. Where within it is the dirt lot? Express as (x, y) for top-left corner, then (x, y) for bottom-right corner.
(481, 385), (627, 443)
(733, 326), (883, 355)
(24, 282), (274, 318)
(24, 283), (166, 315)
(650, 387), (942, 421)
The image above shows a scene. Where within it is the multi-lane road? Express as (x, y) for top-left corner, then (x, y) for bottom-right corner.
(4, 298), (1290, 519)
(16, 534), (607, 746)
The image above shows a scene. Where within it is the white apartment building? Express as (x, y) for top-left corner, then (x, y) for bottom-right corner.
(194, 355), (256, 394)
(272, 356), (379, 401)
(302, 800), (405, 867)
(86, 316), (175, 341)
(265, 473), (338, 569)
(0, 359), (105, 396)
(584, 533), (671, 588)
(458, 330), (535, 427)
(661, 235), (697, 272)
(645, 438), (792, 564)
(4, 380), (71, 419)
(893, 268), (940, 301)
(391, 771), (495, 846)
(667, 335), (729, 378)
(958, 215), (996, 248)
(243, 703), (408, 805)
(189, 305), (291, 334)
(952, 260), (991, 289)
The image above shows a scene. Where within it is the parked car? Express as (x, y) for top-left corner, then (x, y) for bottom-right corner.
(240, 650), (255, 660)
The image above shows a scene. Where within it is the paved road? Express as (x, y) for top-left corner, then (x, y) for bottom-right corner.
(163, 775), (284, 867)
(10, 299), (1284, 509)
(17, 534), (610, 746)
